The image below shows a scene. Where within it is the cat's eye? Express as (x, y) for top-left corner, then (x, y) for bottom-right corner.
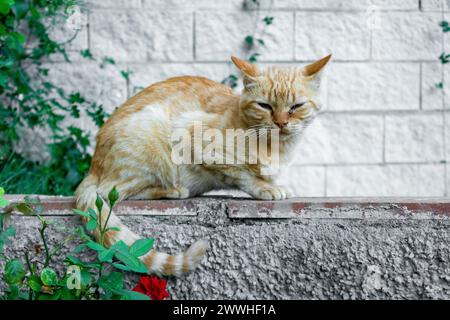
(257, 102), (273, 111)
(289, 102), (306, 114)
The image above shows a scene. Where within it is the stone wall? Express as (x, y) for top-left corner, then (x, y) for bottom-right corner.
(47, 0), (450, 197)
(3, 195), (450, 299)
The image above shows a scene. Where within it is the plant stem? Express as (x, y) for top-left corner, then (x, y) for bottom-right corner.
(101, 207), (113, 245)
(24, 251), (34, 300)
(48, 235), (75, 259)
(38, 222), (51, 267)
(97, 194), (103, 246)
(24, 251), (34, 275)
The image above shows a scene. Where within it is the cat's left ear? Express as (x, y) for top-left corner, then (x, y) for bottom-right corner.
(302, 54), (332, 91)
(303, 54), (332, 77)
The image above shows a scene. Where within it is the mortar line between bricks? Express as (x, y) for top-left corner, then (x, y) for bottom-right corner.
(86, 8), (91, 50)
(193, 11), (196, 61)
(18, 214), (450, 222)
(369, 11), (373, 61)
(419, 63), (423, 111)
(293, 11), (296, 61)
(293, 162), (447, 167)
(47, 60), (441, 65)
(320, 110), (450, 116)
(231, 217), (450, 221)
(382, 114), (386, 163)
(440, 4), (448, 197)
(224, 201), (231, 218)
(98, 8), (426, 13)
(125, 63), (130, 98)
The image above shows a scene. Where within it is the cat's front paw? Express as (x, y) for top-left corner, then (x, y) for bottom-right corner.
(255, 185), (292, 201)
(172, 186), (190, 199)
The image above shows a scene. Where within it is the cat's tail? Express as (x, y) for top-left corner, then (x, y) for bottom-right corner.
(75, 174), (208, 277)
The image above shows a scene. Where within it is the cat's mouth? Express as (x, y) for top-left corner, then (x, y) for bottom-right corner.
(278, 127), (292, 135)
(278, 127), (301, 138)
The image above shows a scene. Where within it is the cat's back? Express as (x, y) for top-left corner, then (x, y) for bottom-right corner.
(113, 76), (235, 119)
(94, 76), (238, 152)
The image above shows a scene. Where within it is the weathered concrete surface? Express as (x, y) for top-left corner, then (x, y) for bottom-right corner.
(2, 196), (450, 299)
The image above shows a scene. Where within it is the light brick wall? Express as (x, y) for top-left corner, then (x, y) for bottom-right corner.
(50, 0), (450, 197)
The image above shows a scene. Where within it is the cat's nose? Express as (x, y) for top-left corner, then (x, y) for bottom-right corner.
(275, 121), (288, 129)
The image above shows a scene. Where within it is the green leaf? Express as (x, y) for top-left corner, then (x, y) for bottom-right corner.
(80, 269), (92, 288)
(87, 208), (97, 219)
(37, 291), (61, 300)
(4, 259), (25, 285)
(40, 268), (58, 286)
(244, 35), (254, 46)
(263, 16), (274, 25)
(119, 290), (151, 300)
(27, 275), (42, 292)
(101, 56), (116, 67)
(4, 226), (15, 237)
(73, 244), (87, 253)
(110, 240), (129, 251)
(120, 69), (133, 81)
(60, 287), (77, 300)
(113, 244), (148, 273)
(0, 0), (14, 15)
(11, 31), (26, 44)
(98, 248), (114, 262)
(73, 209), (91, 218)
(86, 219), (97, 231)
(0, 198), (9, 208)
(439, 52), (450, 64)
(86, 240), (106, 252)
(111, 263), (131, 272)
(65, 256), (100, 269)
(440, 20), (450, 33)
(7, 284), (19, 300)
(130, 238), (154, 257)
(80, 49), (94, 60)
(98, 272), (123, 292)
(11, 1), (28, 19)
(248, 53), (260, 63)
(14, 202), (34, 215)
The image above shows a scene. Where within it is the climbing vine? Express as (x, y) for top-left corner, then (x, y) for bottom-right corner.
(0, 0), (130, 195)
(222, 0), (275, 88)
(437, 20), (450, 89)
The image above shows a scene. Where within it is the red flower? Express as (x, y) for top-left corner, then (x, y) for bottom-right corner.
(132, 275), (169, 300)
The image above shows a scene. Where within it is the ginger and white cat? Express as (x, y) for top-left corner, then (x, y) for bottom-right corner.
(75, 55), (331, 276)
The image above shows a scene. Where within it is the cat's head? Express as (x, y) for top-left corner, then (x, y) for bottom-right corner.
(231, 55), (331, 139)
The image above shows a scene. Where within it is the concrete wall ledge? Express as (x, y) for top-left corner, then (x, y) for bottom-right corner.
(5, 195), (450, 219)
(3, 195), (450, 299)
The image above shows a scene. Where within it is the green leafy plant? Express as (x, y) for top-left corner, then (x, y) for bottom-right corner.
(0, 186), (162, 300)
(0, 0), (112, 195)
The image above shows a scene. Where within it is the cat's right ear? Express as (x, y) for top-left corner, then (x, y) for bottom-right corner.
(231, 56), (259, 78)
(231, 56), (259, 89)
